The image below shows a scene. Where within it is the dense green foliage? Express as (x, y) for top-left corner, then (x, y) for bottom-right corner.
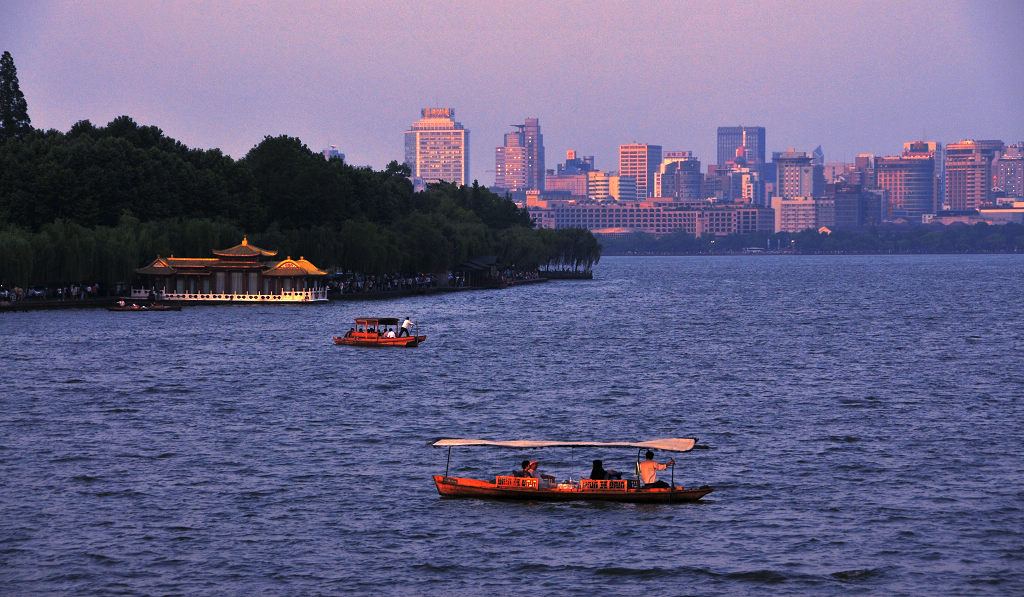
(0, 116), (601, 288)
(0, 51), (31, 141)
(599, 224), (1024, 255)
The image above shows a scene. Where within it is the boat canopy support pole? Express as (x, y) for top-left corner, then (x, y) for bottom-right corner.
(445, 447), (451, 477)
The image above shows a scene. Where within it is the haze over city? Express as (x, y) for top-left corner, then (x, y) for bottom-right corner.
(3, 0), (1022, 184)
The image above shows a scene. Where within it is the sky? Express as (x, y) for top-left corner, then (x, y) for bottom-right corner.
(3, 0), (1023, 185)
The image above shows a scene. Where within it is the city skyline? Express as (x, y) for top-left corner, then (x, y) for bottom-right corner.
(2, 1), (1022, 185)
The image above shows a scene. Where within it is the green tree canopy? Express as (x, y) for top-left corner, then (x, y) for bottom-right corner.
(0, 51), (31, 141)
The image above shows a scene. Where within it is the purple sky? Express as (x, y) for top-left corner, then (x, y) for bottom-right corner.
(3, 1), (1022, 184)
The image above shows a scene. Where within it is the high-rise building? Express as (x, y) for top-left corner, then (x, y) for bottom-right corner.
(850, 154), (877, 189)
(322, 144), (344, 161)
(556, 150), (595, 175)
(717, 126), (766, 168)
(587, 171), (611, 201)
(619, 143), (662, 199)
(875, 141), (939, 222)
(773, 149), (824, 199)
(495, 118), (545, 192)
(771, 196), (834, 233)
(944, 139), (1004, 210)
(495, 130), (527, 192)
(654, 151), (702, 200)
(724, 167), (765, 206)
(609, 175), (638, 202)
(995, 144), (1024, 198)
(403, 107), (469, 191)
(545, 150), (593, 197)
(829, 183), (881, 230)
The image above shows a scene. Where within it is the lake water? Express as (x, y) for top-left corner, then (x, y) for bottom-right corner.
(1, 255), (1022, 595)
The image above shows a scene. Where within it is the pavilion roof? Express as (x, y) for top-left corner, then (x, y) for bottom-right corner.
(213, 237), (277, 257)
(263, 256), (327, 277)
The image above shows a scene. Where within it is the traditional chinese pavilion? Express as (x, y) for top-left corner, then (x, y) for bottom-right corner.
(132, 237), (328, 303)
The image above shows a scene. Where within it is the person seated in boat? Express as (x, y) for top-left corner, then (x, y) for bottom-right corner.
(523, 460), (556, 486)
(344, 328), (354, 338)
(638, 450), (674, 489)
(398, 317), (414, 337)
(384, 328), (396, 338)
(512, 460), (531, 477)
(589, 459), (622, 480)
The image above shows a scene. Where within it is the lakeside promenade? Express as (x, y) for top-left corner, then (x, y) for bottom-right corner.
(0, 277), (554, 313)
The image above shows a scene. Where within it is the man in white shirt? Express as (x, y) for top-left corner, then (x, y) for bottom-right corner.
(399, 317), (414, 337)
(638, 450), (674, 488)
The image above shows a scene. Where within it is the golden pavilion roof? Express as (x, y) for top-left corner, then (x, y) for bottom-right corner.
(263, 256), (328, 277)
(135, 240), (325, 277)
(212, 237), (277, 258)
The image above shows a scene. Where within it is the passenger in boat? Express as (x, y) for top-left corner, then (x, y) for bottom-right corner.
(398, 317), (414, 337)
(512, 460), (531, 477)
(524, 460), (556, 487)
(384, 328), (396, 338)
(638, 451), (674, 489)
(344, 328), (354, 338)
(589, 460), (622, 480)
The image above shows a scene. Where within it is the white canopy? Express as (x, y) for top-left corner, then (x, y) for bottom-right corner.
(430, 438), (697, 453)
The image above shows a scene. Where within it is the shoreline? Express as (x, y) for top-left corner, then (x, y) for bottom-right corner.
(0, 278), (553, 313)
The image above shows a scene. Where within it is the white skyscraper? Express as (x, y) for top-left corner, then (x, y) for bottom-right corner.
(404, 107), (469, 191)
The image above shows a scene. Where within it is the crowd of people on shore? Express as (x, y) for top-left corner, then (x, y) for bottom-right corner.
(0, 283), (112, 304)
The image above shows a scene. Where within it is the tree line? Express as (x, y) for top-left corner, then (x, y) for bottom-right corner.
(0, 117), (602, 289)
(598, 223), (1024, 255)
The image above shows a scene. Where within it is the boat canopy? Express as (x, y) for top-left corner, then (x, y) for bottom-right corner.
(430, 438), (697, 453)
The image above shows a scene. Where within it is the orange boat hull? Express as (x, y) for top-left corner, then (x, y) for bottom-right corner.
(333, 334), (426, 347)
(433, 475), (712, 503)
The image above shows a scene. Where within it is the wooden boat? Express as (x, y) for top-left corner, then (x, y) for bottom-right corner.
(108, 303), (182, 311)
(431, 438), (713, 503)
(333, 317), (425, 347)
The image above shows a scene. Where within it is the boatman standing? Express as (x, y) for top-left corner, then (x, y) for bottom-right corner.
(638, 450), (674, 489)
(398, 316), (414, 337)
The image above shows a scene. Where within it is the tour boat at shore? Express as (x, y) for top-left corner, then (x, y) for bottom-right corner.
(333, 317), (425, 347)
(431, 438), (713, 503)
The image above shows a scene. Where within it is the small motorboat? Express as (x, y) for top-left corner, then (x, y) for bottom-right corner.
(430, 438), (713, 503)
(108, 303), (182, 311)
(333, 317), (425, 347)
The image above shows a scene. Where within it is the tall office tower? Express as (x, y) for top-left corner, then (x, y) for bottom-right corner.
(905, 141), (944, 199)
(654, 151), (703, 200)
(875, 142), (938, 222)
(944, 139), (1004, 210)
(995, 144), (1024, 198)
(619, 143), (662, 198)
(494, 118), (545, 191)
(717, 126), (766, 169)
(495, 129), (528, 192)
(773, 149), (825, 198)
(404, 107), (469, 191)
(522, 118), (545, 190)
